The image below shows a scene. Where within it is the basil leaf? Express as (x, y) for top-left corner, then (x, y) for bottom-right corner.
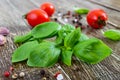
(62, 24), (75, 32)
(55, 29), (66, 45)
(14, 32), (32, 43)
(79, 33), (89, 41)
(31, 22), (61, 39)
(103, 29), (120, 41)
(74, 8), (89, 14)
(74, 38), (112, 64)
(27, 42), (61, 67)
(61, 49), (73, 66)
(12, 41), (39, 63)
(55, 36), (63, 45)
(64, 27), (81, 48)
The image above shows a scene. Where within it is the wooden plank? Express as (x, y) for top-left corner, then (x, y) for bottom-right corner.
(89, 0), (120, 12)
(0, 0), (120, 80)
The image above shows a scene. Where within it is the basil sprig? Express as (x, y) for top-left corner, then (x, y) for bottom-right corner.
(12, 22), (112, 67)
(74, 8), (89, 14)
(103, 29), (120, 41)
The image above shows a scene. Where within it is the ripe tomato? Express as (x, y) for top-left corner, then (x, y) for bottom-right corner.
(40, 2), (55, 17)
(26, 9), (50, 27)
(87, 9), (108, 29)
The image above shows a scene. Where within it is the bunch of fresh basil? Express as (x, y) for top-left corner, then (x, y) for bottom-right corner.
(12, 22), (112, 67)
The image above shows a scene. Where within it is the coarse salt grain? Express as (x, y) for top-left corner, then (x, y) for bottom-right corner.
(19, 72), (25, 77)
(56, 74), (64, 80)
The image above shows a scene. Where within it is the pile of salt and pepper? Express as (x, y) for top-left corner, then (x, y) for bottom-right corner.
(52, 10), (89, 30)
(4, 66), (26, 79)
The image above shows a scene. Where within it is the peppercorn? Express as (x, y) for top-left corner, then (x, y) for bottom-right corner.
(12, 73), (18, 79)
(81, 26), (86, 29)
(10, 66), (14, 72)
(78, 15), (82, 19)
(77, 22), (82, 26)
(54, 18), (58, 21)
(75, 24), (79, 28)
(72, 20), (75, 24)
(19, 72), (25, 77)
(67, 11), (71, 15)
(54, 72), (64, 80)
(54, 72), (61, 78)
(4, 71), (10, 77)
(40, 70), (45, 76)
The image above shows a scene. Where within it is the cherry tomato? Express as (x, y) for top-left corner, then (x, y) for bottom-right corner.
(40, 2), (55, 17)
(87, 9), (108, 29)
(26, 9), (50, 27)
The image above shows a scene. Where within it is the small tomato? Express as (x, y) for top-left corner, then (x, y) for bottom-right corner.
(87, 9), (108, 29)
(25, 9), (50, 27)
(40, 2), (55, 17)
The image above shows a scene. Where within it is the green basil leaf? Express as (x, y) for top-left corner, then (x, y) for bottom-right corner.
(64, 27), (81, 48)
(14, 32), (32, 43)
(74, 38), (112, 64)
(27, 42), (61, 67)
(31, 22), (61, 39)
(55, 29), (66, 45)
(62, 24), (75, 32)
(55, 36), (63, 45)
(12, 41), (39, 63)
(103, 29), (120, 41)
(74, 8), (89, 14)
(61, 49), (73, 66)
(79, 33), (89, 41)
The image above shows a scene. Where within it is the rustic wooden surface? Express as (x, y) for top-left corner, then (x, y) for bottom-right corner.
(0, 0), (120, 80)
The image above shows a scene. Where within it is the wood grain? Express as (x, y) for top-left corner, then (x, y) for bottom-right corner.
(0, 0), (120, 80)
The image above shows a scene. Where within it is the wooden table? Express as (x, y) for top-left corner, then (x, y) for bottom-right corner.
(0, 0), (120, 80)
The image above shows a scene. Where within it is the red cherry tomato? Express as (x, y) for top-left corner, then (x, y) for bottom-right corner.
(40, 2), (55, 17)
(26, 9), (50, 27)
(87, 9), (108, 29)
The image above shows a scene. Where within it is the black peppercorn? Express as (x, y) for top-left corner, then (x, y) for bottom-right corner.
(72, 20), (75, 24)
(54, 18), (58, 21)
(40, 70), (45, 76)
(78, 22), (82, 26)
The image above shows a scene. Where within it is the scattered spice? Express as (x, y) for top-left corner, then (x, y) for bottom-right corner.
(12, 73), (18, 79)
(78, 22), (82, 26)
(40, 69), (45, 76)
(10, 66), (14, 72)
(67, 11), (71, 15)
(72, 20), (76, 24)
(4, 71), (10, 77)
(0, 35), (6, 45)
(54, 72), (61, 78)
(19, 72), (25, 77)
(54, 18), (58, 21)
(57, 10), (85, 29)
(56, 74), (64, 80)
(63, 18), (68, 22)
(57, 12), (62, 16)
(0, 27), (9, 36)
(75, 24), (79, 28)
(54, 72), (64, 80)
(81, 26), (86, 29)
